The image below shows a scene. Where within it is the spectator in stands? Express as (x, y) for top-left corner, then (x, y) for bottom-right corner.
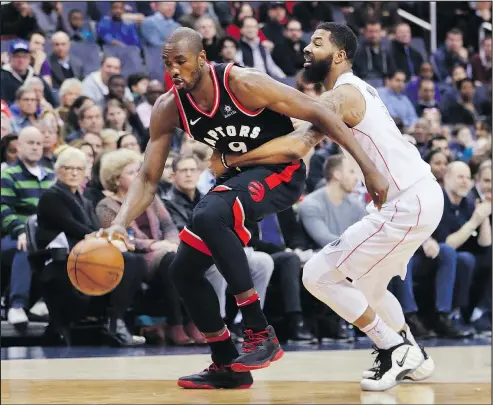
(179, 1), (224, 38)
(352, 21), (394, 86)
(117, 133), (141, 154)
(62, 95), (95, 136)
(38, 110), (62, 169)
(24, 77), (54, 116)
(271, 18), (307, 77)
(48, 31), (84, 90)
(82, 133), (103, 158)
(36, 147), (146, 346)
(10, 87), (38, 134)
(423, 149), (447, 187)
(428, 135), (452, 159)
(226, 2), (267, 43)
(56, 78), (82, 124)
(300, 154), (366, 248)
(0, 134), (18, 171)
(235, 16), (286, 79)
(28, 31), (52, 87)
(66, 104), (104, 142)
(292, 1), (333, 33)
(431, 28), (470, 82)
(97, 1), (140, 47)
(410, 118), (431, 156)
(405, 62), (440, 105)
(96, 149), (205, 345)
(127, 73), (150, 106)
(216, 36), (239, 64)
(66, 9), (96, 43)
(196, 16), (220, 62)
(140, 1), (181, 47)
(99, 128), (119, 152)
(390, 22), (424, 80)
(378, 70), (418, 128)
(1, 40), (55, 107)
(103, 98), (145, 144)
(31, 2), (68, 39)
(437, 161), (492, 334)
(1, 126), (54, 325)
(136, 80), (164, 129)
(261, 2), (289, 47)
(465, 2), (492, 54)
(414, 79), (441, 116)
(0, 2), (39, 40)
(470, 35), (492, 88)
(82, 56), (133, 108)
(83, 153), (107, 209)
(443, 78), (485, 125)
(470, 159), (492, 202)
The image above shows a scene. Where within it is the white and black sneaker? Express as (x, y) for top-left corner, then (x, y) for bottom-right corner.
(360, 339), (424, 391)
(362, 344), (434, 382)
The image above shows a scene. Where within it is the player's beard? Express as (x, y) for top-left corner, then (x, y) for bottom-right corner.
(302, 54), (333, 84)
(184, 66), (203, 93)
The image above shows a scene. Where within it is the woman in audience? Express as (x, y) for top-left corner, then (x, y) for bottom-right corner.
(36, 147), (147, 346)
(104, 99), (146, 147)
(0, 134), (18, 171)
(63, 95), (95, 136)
(116, 132), (141, 154)
(96, 149), (206, 345)
(38, 111), (64, 169)
(56, 78), (83, 124)
(100, 128), (119, 151)
(424, 148), (449, 186)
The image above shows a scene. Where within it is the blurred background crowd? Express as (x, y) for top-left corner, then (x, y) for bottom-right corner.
(0, 1), (491, 348)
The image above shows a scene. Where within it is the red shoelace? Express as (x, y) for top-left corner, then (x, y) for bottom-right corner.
(242, 329), (269, 352)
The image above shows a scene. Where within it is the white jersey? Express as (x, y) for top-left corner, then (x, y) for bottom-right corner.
(333, 72), (431, 200)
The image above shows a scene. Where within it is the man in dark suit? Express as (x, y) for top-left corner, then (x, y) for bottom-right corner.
(390, 22), (424, 80)
(48, 31), (84, 89)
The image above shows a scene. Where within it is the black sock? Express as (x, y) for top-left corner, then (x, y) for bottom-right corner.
(237, 293), (268, 332)
(207, 330), (239, 366)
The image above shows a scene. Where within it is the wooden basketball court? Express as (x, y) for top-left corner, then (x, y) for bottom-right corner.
(2, 345), (490, 404)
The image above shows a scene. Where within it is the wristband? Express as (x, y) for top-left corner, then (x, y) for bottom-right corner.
(220, 153), (230, 169)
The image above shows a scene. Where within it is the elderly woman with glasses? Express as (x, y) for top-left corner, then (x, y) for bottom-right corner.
(36, 147), (146, 346)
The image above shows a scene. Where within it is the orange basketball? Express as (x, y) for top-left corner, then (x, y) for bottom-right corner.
(67, 237), (124, 296)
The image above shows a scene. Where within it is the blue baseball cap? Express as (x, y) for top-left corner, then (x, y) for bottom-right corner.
(9, 39), (30, 55)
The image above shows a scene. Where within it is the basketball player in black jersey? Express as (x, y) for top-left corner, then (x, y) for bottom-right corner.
(97, 27), (388, 389)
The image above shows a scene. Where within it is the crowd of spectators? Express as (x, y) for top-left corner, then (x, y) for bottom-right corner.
(0, 1), (491, 346)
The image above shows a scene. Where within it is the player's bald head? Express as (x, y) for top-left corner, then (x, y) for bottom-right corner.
(166, 27), (204, 55)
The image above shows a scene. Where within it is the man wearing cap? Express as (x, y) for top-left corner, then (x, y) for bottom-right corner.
(0, 40), (55, 107)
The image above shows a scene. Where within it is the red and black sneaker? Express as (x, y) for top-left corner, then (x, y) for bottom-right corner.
(177, 363), (253, 389)
(230, 325), (284, 372)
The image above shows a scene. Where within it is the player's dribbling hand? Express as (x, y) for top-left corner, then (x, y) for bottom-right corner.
(364, 169), (389, 211)
(87, 225), (135, 251)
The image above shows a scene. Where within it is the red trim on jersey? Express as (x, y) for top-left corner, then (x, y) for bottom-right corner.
(351, 128), (401, 191)
(264, 162), (300, 190)
(212, 185), (232, 192)
(358, 195), (422, 278)
(224, 63), (265, 117)
(172, 86), (193, 139)
(179, 227), (211, 256)
(390, 200), (400, 222)
(232, 197), (251, 246)
(186, 64), (220, 118)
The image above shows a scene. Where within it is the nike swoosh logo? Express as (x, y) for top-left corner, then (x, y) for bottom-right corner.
(190, 117), (201, 125)
(396, 348), (409, 367)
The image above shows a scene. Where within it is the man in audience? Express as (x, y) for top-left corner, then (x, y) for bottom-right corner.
(431, 28), (469, 82)
(378, 70), (418, 128)
(216, 36), (239, 64)
(428, 135), (452, 159)
(195, 16), (220, 62)
(405, 62), (440, 105)
(28, 31), (52, 87)
(0, 2), (39, 39)
(390, 22), (424, 80)
(299, 155), (366, 249)
(1, 40), (55, 106)
(67, 104), (104, 142)
(10, 87), (38, 134)
(436, 161), (492, 334)
(414, 79), (441, 116)
(97, 1), (140, 47)
(179, 2), (223, 37)
(127, 73), (150, 106)
(469, 160), (492, 203)
(140, 1), (181, 47)
(67, 9), (96, 43)
(48, 31), (84, 89)
(352, 20), (394, 86)
(136, 80), (164, 129)
(271, 18), (307, 77)
(82, 56), (133, 107)
(470, 35), (492, 88)
(1, 127), (54, 325)
(82, 133), (103, 158)
(443, 78), (487, 125)
(411, 118), (432, 156)
(235, 16), (286, 79)
(31, 2), (68, 39)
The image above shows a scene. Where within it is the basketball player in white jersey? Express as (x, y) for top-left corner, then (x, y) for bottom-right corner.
(211, 22), (443, 391)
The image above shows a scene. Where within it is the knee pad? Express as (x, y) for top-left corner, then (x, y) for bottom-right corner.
(302, 249), (345, 293)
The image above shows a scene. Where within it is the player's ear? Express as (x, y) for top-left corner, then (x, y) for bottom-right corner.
(334, 49), (347, 64)
(198, 50), (207, 67)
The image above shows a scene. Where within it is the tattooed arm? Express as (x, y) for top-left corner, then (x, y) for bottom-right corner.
(225, 84), (366, 167)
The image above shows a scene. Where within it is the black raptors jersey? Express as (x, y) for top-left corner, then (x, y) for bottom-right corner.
(172, 63), (295, 154)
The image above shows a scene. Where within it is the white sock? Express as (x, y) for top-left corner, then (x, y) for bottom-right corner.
(361, 314), (404, 350)
(470, 308), (483, 322)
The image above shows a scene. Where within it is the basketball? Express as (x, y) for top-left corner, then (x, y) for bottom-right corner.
(67, 237), (124, 296)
